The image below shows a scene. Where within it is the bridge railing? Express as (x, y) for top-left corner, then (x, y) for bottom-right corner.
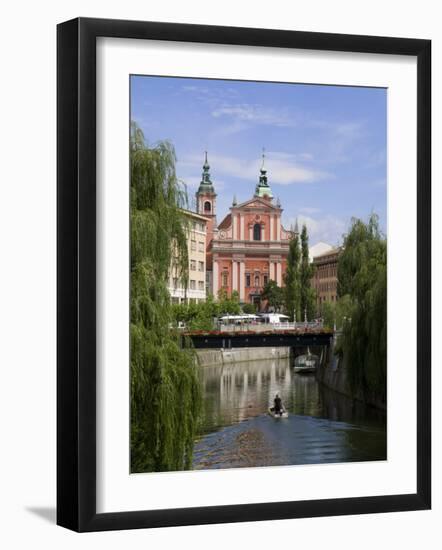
(214, 321), (324, 333)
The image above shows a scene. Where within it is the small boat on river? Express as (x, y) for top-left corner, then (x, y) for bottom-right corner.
(294, 348), (319, 374)
(268, 407), (288, 419)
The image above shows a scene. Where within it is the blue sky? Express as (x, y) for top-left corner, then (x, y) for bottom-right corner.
(131, 75), (386, 247)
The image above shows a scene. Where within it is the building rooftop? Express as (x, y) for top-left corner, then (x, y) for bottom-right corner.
(312, 246), (342, 261)
(180, 208), (211, 222)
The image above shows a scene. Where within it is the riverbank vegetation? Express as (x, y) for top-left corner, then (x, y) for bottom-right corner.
(320, 295), (353, 331)
(130, 122), (201, 473)
(335, 214), (387, 404)
(260, 280), (284, 311)
(171, 289), (241, 330)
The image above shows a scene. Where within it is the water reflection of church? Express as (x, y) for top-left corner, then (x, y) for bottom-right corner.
(196, 153), (296, 307)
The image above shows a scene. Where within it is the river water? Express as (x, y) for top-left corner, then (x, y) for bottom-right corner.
(193, 356), (386, 470)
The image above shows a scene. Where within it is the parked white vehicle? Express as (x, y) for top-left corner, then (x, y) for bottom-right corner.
(258, 313), (290, 325)
(218, 314), (259, 325)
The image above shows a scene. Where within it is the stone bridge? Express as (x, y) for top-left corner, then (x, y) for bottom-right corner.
(184, 328), (333, 350)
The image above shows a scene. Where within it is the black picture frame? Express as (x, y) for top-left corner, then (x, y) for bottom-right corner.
(57, 17), (431, 532)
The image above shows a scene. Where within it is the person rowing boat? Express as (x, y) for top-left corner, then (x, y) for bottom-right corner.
(269, 393), (288, 418)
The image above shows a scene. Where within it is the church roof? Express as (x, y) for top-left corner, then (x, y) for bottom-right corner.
(218, 213), (231, 229)
(232, 196), (281, 211)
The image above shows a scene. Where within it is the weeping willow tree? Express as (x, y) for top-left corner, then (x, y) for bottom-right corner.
(337, 214), (387, 404)
(130, 122), (201, 473)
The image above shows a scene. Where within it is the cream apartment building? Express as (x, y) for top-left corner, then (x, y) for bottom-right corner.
(169, 210), (209, 304)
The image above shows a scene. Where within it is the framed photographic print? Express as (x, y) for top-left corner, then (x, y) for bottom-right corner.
(57, 17), (431, 532)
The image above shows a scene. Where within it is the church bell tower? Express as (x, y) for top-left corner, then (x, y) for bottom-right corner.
(196, 152), (217, 269)
(254, 150), (274, 200)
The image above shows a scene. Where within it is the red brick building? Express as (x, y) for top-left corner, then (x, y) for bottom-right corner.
(196, 154), (295, 309)
(311, 247), (342, 307)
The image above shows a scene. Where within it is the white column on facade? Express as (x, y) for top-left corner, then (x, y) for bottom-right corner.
(213, 258), (219, 297)
(248, 225), (253, 240)
(239, 260), (245, 301)
(276, 261), (282, 286)
(270, 261), (275, 281)
(232, 260), (238, 292)
(240, 214), (245, 240)
(270, 216), (274, 241)
(276, 215), (281, 241)
(233, 214), (237, 240)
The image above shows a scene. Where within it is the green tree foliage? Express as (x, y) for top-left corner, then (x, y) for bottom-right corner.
(242, 303), (257, 314)
(284, 225), (316, 321)
(320, 295), (353, 331)
(335, 294), (353, 329)
(300, 224), (316, 320)
(217, 289), (241, 315)
(321, 301), (335, 330)
(284, 232), (301, 321)
(170, 291), (241, 330)
(337, 214), (387, 403)
(130, 122), (201, 473)
(260, 280), (284, 311)
(172, 295), (217, 331)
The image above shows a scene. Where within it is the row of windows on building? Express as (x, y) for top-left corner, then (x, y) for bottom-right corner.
(190, 240), (205, 252)
(315, 281), (337, 293)
(217, 224), (264, 241)
(318, 295), (338, 303)
(171, 297), (205, 304)
(221, 271), (269, 288)
(316, 264), (338, 277)
(190, 260), (205, 272)
(172, 278), (205, 291)
(191, 221), (206, 232)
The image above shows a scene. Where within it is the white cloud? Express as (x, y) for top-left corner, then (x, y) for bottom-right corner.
(305, 118), (367, 164)
(181, 84), (240, 103)
(333, 121), (363, 139)
(267, 151), (314, 162)
(179, 151), (329, 186)
(177, 176), (201, 189)
(182, 85), (209, 93)
(213, 120), (250, 137)
(212, 103), (296, 128)
(177, 173), (226, 192)
(299, 206), (322, 214)
(285, 214), (347, 246)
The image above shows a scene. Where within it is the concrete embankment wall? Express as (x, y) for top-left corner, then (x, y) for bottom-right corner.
(196, 347), (290, 367)
(316, 340), (386, 411)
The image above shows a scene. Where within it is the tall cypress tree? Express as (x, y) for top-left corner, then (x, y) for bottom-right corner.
(300, 224), (316, 321)
(284, 232), (301, 321)
(130, 122), (201, 473)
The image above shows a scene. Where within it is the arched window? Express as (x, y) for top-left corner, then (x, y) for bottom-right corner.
(253, 223), (261, 241)
(204, 201), (211, 213)
(254, 275), (260, 287)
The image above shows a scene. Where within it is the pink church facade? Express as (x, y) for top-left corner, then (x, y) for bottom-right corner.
(196, 154), (295, 308)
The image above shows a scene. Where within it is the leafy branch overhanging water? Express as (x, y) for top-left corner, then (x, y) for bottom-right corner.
(130, 122), (201, 473)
